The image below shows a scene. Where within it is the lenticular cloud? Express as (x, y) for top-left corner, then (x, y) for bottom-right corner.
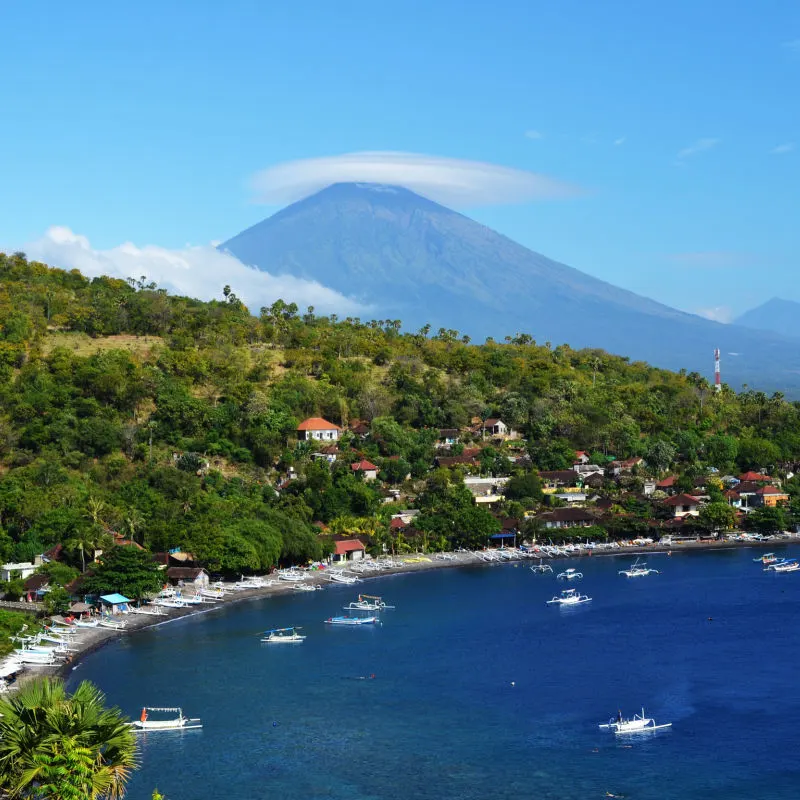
(25, 226), (368, 315)
(251, 151), (582, 207)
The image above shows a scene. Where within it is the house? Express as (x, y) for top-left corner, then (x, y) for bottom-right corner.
(656, 476), (677, 494)
(537, 508), (598, 529)
(608, 457), (644, 476)
(573, 463), (605, 478)
(389, 517), (408, 531)
(99, 593), (131, 615)
(574, 451), (590, 465)
(166, 567), (210, 590)
(351, 459), (380, 481)
(481, 418), (511, 437)
(349, 420), (371, 438)
(662, 493), (701, 518)
(0, 558), (42, 582)
(297, 417), (342, 442)
(733, 481), (761, 510)
(438, 428), (461, 447)
(643, 479), (657, 497)
(331, 539), (366, 562)
(538, 470), (582, 489)
(312, 445), (339, 464)
(435, 454), (479, 469)
(739, 471), (774, 484)
(755, 486), (790, 507)
(463, 476), (508, 505)
(24, 573), (50, 603)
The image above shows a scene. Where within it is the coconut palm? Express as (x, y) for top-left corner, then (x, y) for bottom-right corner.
(0, 677), (138, 799)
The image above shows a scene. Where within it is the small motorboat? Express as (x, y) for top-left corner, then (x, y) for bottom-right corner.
(599, 708), (672, 734)
(261, 627), (306, 643)
(325, 615), (379, 625)
(131, 707), (202, 732)
(618, 558), (659, 578)
(754, 552), (778, 565)
(530, 561), (554, 574)
(547, 588), (591, 606)
(557, 568), (583, 581)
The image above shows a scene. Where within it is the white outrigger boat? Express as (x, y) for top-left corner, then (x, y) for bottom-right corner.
(547, 588), (591, 606)
(261, 626), (306, 643)
(325, 614), (379, 625)
(343, 594), (394, 612)
(599, 708), (672, 734)
(618, 558), (660, 578)
(530, 560), (553, 574)
(556, 568), (583, 580)
(293, 583), (323, 592)
(326, 571), (361, 585)
(131, 707), (202, 732)
(754, 552), (779, 565)
(768, 559), (800, 573)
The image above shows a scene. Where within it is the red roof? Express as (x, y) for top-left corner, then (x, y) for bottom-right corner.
(333, 539), (365, 555)
(662, 493), (701, 506)
(297, 417), (342, 432)
(390, 518), (407, 529)
(351, 459), (379, 472)
(757, 486), (787, 495)
(739, 471), (771, 482)
(575, 451), (587, 458)
(656, 476), (676, 488)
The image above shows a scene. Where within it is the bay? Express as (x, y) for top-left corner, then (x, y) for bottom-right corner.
(67, 547), (800, 799)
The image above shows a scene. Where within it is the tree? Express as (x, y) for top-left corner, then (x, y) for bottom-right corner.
(504, 471), (543, 503)
(698, 502), (736, 535)
(745, 505), (788, 535)
(0, 677), (138, 799)
(81, 546), (164, 599)
(644, 440), (676, 475)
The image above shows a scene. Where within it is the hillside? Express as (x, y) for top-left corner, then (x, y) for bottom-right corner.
(734, 298), (800, 340)
(221, 182), (800, 392)
(0, 251), (798, 586)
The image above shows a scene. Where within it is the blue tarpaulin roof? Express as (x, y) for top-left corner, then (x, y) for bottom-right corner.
(490, 532), (516, 539)
(100, 593), (130, 604)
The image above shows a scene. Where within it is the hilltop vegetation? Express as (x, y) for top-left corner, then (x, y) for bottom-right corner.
(1, 250), (799, 577)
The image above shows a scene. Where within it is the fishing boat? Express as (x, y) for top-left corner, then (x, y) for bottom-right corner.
(598, 708), (672, 734)
(556, 568), (583, 580)
(754, 552), (779, 565)
(618, 558), (660, 578)
(530, 560), (553, 574)
(131, 707), (202, 731)
(278, 570), (307, 583)
(261, 626), (306, 643)
(326, 571), (361, 585)
(98, 618), (127, 630)
(769, 559), (800, 573)
(293, 583), (322, 592)
(73, 618), (100, 628)
(325, 615), (379, 625)
(343, 594), (394, 611)
(546, 588), (591, 606)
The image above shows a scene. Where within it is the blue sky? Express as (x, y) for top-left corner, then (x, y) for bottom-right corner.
(1, 0), (798, 320)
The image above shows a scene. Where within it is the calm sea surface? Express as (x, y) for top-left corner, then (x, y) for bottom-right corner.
(67, 547), (800, 800)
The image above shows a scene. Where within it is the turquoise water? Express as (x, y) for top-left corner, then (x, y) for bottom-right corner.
(67, 548), (800, 799)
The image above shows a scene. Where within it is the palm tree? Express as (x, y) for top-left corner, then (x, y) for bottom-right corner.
(0, 677), (138, 799)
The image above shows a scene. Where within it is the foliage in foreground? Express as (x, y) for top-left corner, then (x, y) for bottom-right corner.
(0, 677), (137, 799)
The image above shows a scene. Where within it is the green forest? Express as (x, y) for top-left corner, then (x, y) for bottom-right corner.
(1, 251), (799, 587)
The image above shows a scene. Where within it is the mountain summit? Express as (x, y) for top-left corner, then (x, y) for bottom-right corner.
(221, 183), (800, 392)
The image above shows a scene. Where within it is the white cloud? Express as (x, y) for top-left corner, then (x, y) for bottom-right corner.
(694, 306), (733, 323)
(614, 136), (626, 146)
(250, 151), (583, 207)
(524, 129), (544, 140)
(25, 226), (369, 316)
(771, 142), (794, 155)
(676, 138), (720, 162)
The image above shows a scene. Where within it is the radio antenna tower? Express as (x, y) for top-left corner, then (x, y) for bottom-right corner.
(714, 348), (721, 392)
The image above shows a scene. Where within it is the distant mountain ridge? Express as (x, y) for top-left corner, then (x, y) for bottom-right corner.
(734, 298), (800, 341)
(221, 183), (800, 393)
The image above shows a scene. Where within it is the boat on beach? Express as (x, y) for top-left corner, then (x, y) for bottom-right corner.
(131, 707), (202, 731)
(293, 583), (323, 592)
(618, 558), (660, 577)
(326, 571), (361, 584)
(547, 588), (591, 606)
(556, 568), (583, 580)
(598, 708), (672, 734)
(325, 615), (379, 625)
(261, 626), (306, 643)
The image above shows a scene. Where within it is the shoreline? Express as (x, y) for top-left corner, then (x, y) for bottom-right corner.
(20, 535), (795, 686)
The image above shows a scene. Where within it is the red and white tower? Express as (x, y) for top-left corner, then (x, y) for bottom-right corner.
(714, 348), (721, 392)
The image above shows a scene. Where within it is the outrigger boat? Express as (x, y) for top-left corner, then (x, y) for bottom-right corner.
(293, 583), (323, 592)
(547, 588), (591, 606)
(530, 560), (553, 574)
(131, 707), (202, 732)
(768, 559), (800, 573)
(754, 552), (779, 565)
(556, 568), (583, 581)
(325, 615), (379, 625)
(598, 708), (672, 734)
(261, 626), (306, 643)
(343, 594), (394, 612)
(618, 558), (660, 578)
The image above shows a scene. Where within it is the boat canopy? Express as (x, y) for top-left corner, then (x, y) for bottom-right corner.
(100, 593), (131, 604)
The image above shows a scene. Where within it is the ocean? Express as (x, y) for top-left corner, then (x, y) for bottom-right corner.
(67, 547), (800, 799)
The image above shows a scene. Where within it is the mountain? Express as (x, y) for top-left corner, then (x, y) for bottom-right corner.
(221, 182), (800, 392)
(734, 298), (800, 341)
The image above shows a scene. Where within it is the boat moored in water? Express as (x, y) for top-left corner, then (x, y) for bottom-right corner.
(261, 626), (306, 643)
(618, 558), (660, 578)
(556, 568), (583, 580)
(547, 588), (591, 606)
(131, 707), (202, 731)
(767, 558), (800, 573)
(325, 615), (379, 625)
(343, 594), (394, 611)
(754, 552), (778, 565)
(530, 560), (554, 574)
(598, 708), (672, 734)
